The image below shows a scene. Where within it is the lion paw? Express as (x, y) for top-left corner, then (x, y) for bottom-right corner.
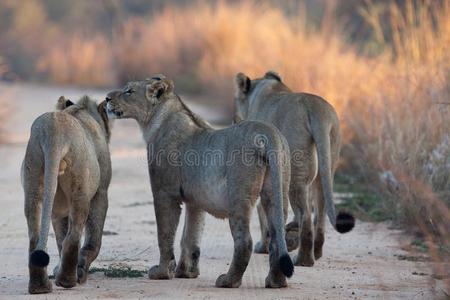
(285, 223), (300, 252)
(53, 265), (77, 288)
(215, 274), (242, 288)
(254, 241), (269, 254)
(314, 235), (324, 260)
(55, 273), (77, 289)
(28, 278), (52, 294)
(175, 262), (199, 278)
(77, 266), (88, 284)
(293, 254), (314, 267)
(314, 247), (323, 260)
(286, 236), (300, 252)
(265, 273), (288, 288)
(148, 264), (175, 280)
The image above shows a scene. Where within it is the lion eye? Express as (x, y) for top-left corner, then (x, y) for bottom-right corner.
(124, 88), (134, 95)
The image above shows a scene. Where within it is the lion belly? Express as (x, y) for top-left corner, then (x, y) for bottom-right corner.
(182, 167), (230, 219)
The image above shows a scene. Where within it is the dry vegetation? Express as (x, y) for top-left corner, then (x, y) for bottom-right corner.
(0, 0), (448, 283)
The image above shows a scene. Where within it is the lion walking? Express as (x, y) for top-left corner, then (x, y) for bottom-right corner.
(234, 71), (354, 267)
(22, 96), (111, 294)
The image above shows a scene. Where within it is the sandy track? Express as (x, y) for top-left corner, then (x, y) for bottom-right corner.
(0, 83), (440, 299)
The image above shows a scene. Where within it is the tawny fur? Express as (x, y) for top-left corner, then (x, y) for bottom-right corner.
(106, 76), (293, 288)
(22, 96), (112, 294)
(234, 71), (354, 267)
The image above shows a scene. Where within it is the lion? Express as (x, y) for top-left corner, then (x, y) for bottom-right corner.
(234, 71), (355, 267)
(22, 96), (111, 294)
(105, 75), (294, 288)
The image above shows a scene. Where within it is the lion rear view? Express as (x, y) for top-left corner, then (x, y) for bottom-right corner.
(22, 96), (111, 294)
(234, 71), (355, 267)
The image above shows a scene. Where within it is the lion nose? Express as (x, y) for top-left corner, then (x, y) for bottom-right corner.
(105, 96), (112, 102)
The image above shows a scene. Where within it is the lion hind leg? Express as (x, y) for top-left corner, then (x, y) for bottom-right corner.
(77, 188), (108, 284)
(215, 208), (252, 288)
(25, 177), (53, 294)
(55, 189), (89, 289)
(51, 186), (69, 256)
(176, 204), (205, 278)
(291, 185), (314, 267)
(312, 178), (325, 260)
(259, 188), (292, 288)
(51, 213), (68, 278)
(254, 201), (270, 254)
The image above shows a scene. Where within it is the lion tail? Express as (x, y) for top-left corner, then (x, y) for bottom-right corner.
(265, 131), (294, 279)
(310, 112), (355, 234)
(29, 146), (65, 268)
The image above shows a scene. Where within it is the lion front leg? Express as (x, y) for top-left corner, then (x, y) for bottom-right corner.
(148, 192), (181, 280)
(175, 204), (205, 278)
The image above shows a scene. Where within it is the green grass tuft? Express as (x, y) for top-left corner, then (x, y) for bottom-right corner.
(90, 265), (146, 278)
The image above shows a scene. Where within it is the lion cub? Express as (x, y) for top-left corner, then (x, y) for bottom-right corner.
(106, 75), (294, 288)
(234, 71), (355, 267)
(22, 96), (111, 294)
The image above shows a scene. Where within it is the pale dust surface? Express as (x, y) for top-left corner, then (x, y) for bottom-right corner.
(0, 83), (440, 299)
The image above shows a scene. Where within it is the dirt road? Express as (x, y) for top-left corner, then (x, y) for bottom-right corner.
(0, 83), (441, 299)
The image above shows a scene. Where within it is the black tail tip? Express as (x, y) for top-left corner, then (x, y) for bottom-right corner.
(336, 211), (355, 233)
(279, 254), (294, 278)
(30, 250), (50, 267)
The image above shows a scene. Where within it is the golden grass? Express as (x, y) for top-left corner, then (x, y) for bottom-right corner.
(37, 34), (114, 87)
(113, 2), (382, 113)
(344, 0), (450, 283)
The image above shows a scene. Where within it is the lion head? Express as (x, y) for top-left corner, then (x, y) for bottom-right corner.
(233, 71), (288, 123)
(105, 74), (174, 121)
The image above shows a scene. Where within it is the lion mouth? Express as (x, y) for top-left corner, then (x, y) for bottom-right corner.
(106, 102), (123, 119)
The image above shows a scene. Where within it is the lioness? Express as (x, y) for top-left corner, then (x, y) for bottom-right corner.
(22, 96), (111, 294)
(106, 75), (294, 288)
(234, 71), (355, 267)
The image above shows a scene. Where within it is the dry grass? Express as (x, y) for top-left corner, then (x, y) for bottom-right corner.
(113, 2), (380, 112)
(343, 0), (450, 285)
(37, 34), (115, 87)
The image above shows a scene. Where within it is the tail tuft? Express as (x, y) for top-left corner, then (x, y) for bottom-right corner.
(30, 250), (50, 267)
(279, 254), (294, 278)
(336, 211), (355, 233)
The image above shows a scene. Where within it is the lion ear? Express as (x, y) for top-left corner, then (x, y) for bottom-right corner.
(235, 72), (251, 94)
(56, 96), (74, 110)
(66, 99), (74, 107)
(146, 78), (174, 101)
(264, 70), (281, 82)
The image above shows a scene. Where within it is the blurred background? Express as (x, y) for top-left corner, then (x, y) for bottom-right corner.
(0, 0), (449, 289)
